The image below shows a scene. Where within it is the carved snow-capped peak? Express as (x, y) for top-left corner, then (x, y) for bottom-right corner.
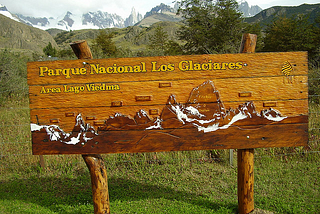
(166, 94), (178, 105)
(185, 106), (206, 118)
(261, 108), (287, 121)
(136, 109), (149, 118)
(187, 80), (220, 103)
(237, 101), (259, 118)
(134, 109), (151, 125)
(146, 118), (163, 130)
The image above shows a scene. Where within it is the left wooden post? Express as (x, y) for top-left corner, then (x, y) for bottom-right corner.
(70, 40), (110, 214)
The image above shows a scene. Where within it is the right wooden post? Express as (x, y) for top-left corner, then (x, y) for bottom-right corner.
(237, 33), (257, 214)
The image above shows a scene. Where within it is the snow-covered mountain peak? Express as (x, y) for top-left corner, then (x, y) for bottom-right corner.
(0, 1), (261, 30)
(0, 4), (20, 22)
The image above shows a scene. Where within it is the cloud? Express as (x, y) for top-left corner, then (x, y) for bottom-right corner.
(1, 0), (173, 18)
(1, 0), (319, 18)
(246, 0), (320, 9)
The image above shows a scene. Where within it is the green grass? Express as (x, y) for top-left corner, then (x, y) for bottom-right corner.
(0, 97), (319, 213)
(0, 153), (319, 214)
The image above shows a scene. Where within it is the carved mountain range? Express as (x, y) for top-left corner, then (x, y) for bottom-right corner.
(31, 80), (289, 146)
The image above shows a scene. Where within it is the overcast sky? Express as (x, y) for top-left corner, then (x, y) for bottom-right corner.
(1, 0), (319, 18)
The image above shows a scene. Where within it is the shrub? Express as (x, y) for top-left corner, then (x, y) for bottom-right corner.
(0, 50), (28, 105)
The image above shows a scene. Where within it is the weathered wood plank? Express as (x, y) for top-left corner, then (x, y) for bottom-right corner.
(28, 76), (307, 109)
(32, 121), (307, 155)
(29, 99), (308, 132)
(27, 52), (308, 85)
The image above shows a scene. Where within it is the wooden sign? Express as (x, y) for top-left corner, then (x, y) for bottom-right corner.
(27, 52), (308, 155)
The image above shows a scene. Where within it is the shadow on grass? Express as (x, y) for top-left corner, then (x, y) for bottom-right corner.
(0, 173), (238, 213)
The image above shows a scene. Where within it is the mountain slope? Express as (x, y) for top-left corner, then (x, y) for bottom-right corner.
(246, 3), (320, 27)
(0, 14), (58, 54)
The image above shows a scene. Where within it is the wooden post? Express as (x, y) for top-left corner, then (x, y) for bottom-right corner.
(229, 149), (233, 166)
(239, 33), (257, 53)
(82, 154), (110, 214)
(39, 155), (46, 169)
(237, 148), (254, 214)
(70, 40), (110, 214)
(237, 33), (257, 214)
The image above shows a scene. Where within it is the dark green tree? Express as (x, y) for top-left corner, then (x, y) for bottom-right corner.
(92, 30), (117, 58)
(177, 0), (245, 54)
(0, 49), (28, 103)
(148, 25), (169, 53)
(43, 42), (57, 57)
(262, 15), (319, 58)
(164, 40), (184, 56)
(147, 24), (184, 56)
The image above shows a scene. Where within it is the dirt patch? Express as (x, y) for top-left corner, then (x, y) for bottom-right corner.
(250, 208), (274, 214)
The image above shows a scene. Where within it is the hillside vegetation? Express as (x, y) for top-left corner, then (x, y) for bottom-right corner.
(0, 2), (319, 58)
(246, 3), (320, 27)
(0, 14), (58, 55)
(51, 21), (183, 57)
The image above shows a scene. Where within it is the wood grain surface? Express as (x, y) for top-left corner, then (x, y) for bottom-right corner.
(28, 52), (308, 155)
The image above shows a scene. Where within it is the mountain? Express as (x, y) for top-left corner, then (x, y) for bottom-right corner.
(1, 1), (261, 30)
(135, 1), (261, 27)
(246, 3), (320, 27)
(135, 3), (182, 27)
(238, 0), (262, 17)
(0, 13), (58, 54)
(8, 6), (142, 30)
(124, 8), (143, 27)
(0, 4), (19, 22)
(16, 10), (130, 30)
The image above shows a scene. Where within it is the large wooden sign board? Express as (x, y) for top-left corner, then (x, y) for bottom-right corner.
(27, 52), (308, 155)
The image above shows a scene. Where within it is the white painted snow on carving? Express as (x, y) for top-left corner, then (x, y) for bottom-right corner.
(262, 108), (287, 121)
(170, 104), (218, 125)
(30, 123), (43, 131)
(146, 101), (287, 133)
(146, 118), (163, 130)
(195, 111), (248, 133)
(185, 106), (205, 118)
(30, 114), (97, 145)
(65, 133), (81, 145)
(138, 109), (149, 118)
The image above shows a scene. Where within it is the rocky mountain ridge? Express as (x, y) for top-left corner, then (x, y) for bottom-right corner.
(1, 1), (261, 30)
(246, 3), (320, 27)
(0, 12), (58, 54)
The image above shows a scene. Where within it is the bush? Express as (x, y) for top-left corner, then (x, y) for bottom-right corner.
(309, 65), (320, 104)
(0, 50), (29, 105)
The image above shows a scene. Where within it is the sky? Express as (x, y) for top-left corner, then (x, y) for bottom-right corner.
(1, 0), (319, 19)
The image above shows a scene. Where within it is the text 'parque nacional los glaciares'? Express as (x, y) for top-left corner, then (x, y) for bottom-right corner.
(38, 60), (245, 79)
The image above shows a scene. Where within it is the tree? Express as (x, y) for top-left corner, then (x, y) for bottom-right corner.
(262, 15), (319, 59)
(92, 30), (117, 58)
(177, 0), (245, 54)
(147, 24), (184, 56)
(43, 42), (57, 57)
(164, 40), (184, 56)
(148, 25), (169, 53)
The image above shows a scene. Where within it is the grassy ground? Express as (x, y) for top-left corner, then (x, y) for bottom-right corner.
(0, 97), (319, 214)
